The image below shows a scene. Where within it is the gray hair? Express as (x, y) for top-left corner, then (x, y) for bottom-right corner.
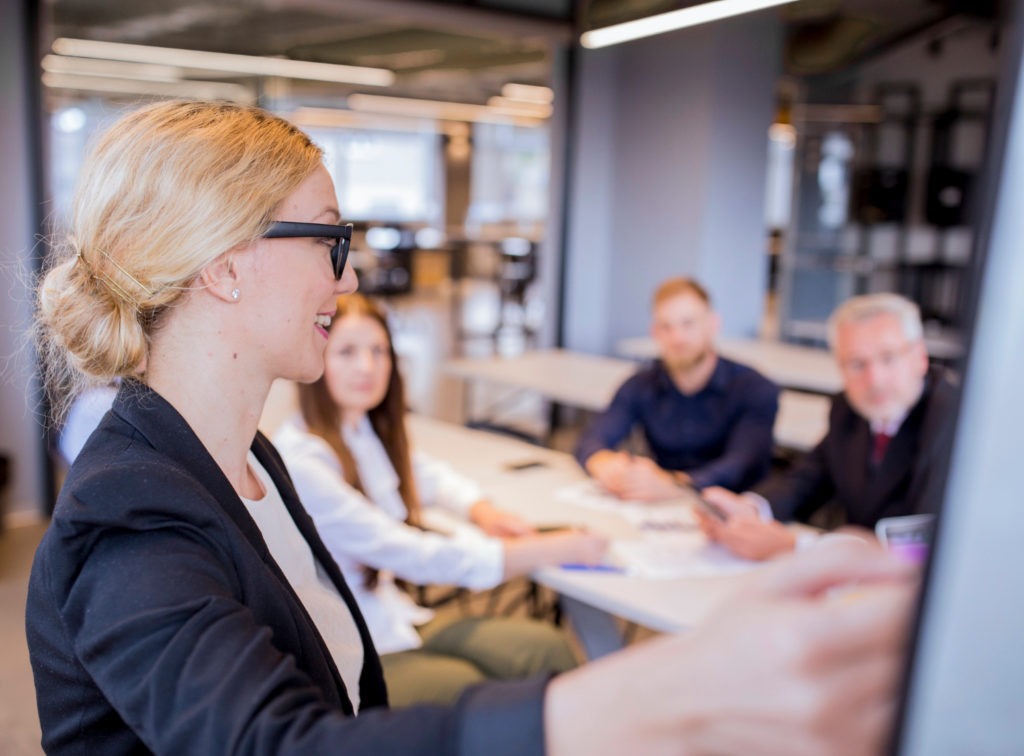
(826, 293), (923, 350)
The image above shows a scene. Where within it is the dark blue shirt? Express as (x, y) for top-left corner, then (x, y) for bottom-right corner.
(574, 357), (779, 490)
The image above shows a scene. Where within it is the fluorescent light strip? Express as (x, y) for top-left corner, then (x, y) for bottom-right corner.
(580, 0), (800, 49)
(42, 54), (186, 83)
(486, 96), (553, 117)
(347, 94), (547, 126)
(291, 106), (469, 136)
(500, 82), (553, 104)
(41, 72), (256, 104)
(52, 38), (394, 87)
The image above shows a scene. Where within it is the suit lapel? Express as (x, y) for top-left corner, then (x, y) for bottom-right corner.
(864, 428), (914, 518)
(111, 381), (272, 554)
(862, 380), (934, 522)
(833, 407), (873, 510)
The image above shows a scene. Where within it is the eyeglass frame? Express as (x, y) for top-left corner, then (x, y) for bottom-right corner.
(261, 221), (353, 280)
(837, 340), (918, 376)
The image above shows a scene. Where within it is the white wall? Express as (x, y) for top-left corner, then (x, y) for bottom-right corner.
(563, 15), (781, 353)
(0, 0), (47, 523)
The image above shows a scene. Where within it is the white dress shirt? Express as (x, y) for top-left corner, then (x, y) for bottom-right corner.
(273, 415), (504, 654)
(240, 453), (365, 711)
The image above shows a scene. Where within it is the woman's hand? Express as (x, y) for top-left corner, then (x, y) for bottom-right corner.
(469, 500), (535, 538)
(695, 487), (797, 561)
(587, 451), (683, 502)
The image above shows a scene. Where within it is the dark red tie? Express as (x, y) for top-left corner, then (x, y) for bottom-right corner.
(872, 432), (892, 465)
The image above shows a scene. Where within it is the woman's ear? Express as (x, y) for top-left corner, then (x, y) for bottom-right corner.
(198, 253), (240, 304)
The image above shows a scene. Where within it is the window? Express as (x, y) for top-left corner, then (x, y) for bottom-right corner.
(467, 122), (550, 227)
(305, 126), (442, 224)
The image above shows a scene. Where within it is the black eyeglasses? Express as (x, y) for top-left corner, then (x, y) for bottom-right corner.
(262, 221), (353, 280)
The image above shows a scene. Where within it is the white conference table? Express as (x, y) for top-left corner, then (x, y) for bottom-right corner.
(616, 336), (843, 395)
(445, 348), (829, 452)
(407, 414), (759, 658)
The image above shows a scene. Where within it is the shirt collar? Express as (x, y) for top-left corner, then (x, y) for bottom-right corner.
(870, 413), (906, 437)
(655, 354), (727, 395)
(868, 374), (931, 436)
(341, 414), (374, 443)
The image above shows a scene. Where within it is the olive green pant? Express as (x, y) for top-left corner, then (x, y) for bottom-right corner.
(380, 616), (577, 707)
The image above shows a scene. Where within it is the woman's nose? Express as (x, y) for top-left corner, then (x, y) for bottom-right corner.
(354, 349), (375, 371)
(336, 264), (358, 295)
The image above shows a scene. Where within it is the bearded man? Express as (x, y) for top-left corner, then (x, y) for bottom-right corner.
(574, 277), (779, 501)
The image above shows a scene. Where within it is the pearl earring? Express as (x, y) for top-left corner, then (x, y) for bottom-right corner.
(231, 288), (240, 301)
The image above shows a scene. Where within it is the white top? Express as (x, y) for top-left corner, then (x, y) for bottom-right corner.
(59, 385), (120, 465)
(240, 453), (365, 711)
(273, 415), (504, 654)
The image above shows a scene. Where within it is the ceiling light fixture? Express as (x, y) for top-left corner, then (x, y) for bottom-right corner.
(486, 96), (553, 117)
(500, 82), (554, 104)
(42, 54), (186, 83)
(52, 38), (395, 87)
(290, 106), (468, 137)
(347, 94), (547, 126)
(580, 0), (800, 49)
(41, 72), (256, 103)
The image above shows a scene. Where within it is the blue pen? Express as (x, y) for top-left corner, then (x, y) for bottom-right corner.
(560, 563), (625, 573)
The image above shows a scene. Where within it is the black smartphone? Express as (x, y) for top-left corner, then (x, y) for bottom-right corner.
(504, 459), (547, 472)
(694, 494), (729, 522)
(680, 482), (728, 522)
(536, 524), (574, 533)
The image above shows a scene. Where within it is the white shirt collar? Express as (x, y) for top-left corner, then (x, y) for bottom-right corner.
(870, 409), (908, 437)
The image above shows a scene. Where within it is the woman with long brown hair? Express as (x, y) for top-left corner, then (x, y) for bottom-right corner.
(275, 293), (606, 705)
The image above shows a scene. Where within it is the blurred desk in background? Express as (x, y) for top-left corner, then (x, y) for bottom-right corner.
(445, 349), (829, 453)
(616, 336), (843, 396)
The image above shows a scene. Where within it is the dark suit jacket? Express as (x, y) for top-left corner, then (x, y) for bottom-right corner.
(27, 383), (546, 755)
(755, 369), (957, 528)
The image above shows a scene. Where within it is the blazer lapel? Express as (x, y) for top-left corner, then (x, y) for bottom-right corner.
(837, 412), (873, 509)
(863, 430), (914, 519)
(862, 381), (933, 522)
(112, 382), (379, 711)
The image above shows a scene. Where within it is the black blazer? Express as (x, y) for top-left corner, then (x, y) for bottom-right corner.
(27, 383), (547, 755)
(755, 369), (957, 528)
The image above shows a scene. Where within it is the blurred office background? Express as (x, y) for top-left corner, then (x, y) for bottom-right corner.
(0, 0), (1007, 525)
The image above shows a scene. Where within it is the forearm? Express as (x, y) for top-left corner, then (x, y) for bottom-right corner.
(501, 537), (565, 579)
(501, 532), (606, 579)
(574, 394), (636, 469)
(687, 426), (774, 490)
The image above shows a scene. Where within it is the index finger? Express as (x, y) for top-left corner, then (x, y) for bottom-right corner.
(752, 538), (917, 599)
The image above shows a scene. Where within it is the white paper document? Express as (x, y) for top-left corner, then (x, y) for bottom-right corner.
(556, 481), (759, 578)
(610, 534), (758, 579)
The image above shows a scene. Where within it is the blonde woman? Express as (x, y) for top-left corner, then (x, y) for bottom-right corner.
(29, 99), (917, 755)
